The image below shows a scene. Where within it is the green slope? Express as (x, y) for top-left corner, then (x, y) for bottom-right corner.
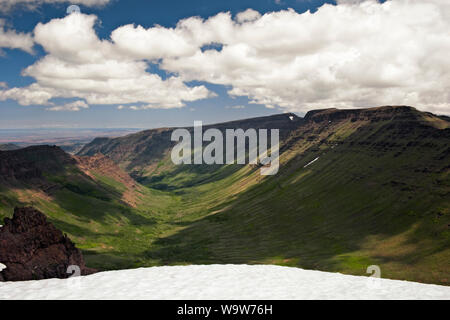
(1, 106), (449, 285)
(129, 106), (450, 285)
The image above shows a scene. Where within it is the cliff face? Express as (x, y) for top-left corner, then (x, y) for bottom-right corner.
(304, 106), (420, 123)
(76, 113), (302, 177)
(0, 144), (21, 151)
(0, 145), (75, 182)
(0, 207), (95, 282)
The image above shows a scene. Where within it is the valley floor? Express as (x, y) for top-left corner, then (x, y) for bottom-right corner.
(0, 265), (449, 300)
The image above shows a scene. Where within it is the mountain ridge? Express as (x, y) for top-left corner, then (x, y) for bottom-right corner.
(0, 106), (448, 285)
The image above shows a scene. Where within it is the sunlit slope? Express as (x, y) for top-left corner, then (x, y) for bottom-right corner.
(1, 106), (448, 285)
(138, 106), (450, 285)
(0, 146), (175, 270)
(77, 113), (301, 186)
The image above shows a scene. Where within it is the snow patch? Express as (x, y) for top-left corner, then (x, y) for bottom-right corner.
(0, 265), (448, 300)
(304, 157), (319, 168)
(0, 263), (6, 272)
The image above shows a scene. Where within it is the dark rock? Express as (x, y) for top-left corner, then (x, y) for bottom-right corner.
(0, 145), (76, 182)
(0, 207), (96, 282)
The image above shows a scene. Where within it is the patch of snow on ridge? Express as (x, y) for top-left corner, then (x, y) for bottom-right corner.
(304, 157), (319, 168)
(0, 265), (449, 300)
(0, 263), (6, 272)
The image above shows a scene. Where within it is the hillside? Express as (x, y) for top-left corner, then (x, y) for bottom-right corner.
(0, 144), (20, 151)
(79, 106), (449, 285)
(136, 106), (449, 284)
(0, 145), (171, 271)
(1, 106), (449, 285)
(78, 113), (301, 186)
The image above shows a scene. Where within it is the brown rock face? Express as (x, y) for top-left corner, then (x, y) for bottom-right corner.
(0, 207), (96, 282)
(0, 145), (75, 182)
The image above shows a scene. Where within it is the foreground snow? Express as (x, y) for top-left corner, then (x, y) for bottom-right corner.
(0, 265), (449, 300)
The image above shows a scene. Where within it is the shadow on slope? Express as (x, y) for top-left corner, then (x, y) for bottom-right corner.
(143, 115), (450, 285)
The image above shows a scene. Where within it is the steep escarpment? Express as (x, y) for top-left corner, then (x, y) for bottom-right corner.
(0, 144), (21, 151)
(0, 145), (75, 182)
(0, 145), (159, 273)
(0, 145), (140, 206)
(74, 153), (140, 207)
(304, 105), (421, 123)
(77, 113), (302, 181)
(0, 106), (448, 285)
(129, 106), (449, 285)
(0, 207), (96, 281)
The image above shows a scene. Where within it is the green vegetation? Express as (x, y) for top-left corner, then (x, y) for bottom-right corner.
(1, 107), (449, 285)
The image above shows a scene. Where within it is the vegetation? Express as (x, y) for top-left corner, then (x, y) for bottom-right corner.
(0, 106), (448, 285)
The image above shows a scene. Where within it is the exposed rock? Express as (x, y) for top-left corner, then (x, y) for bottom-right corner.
(76, 113), (302, 178)
(0, 207), (96, 282)
(0, 145), (75, 182)
(304, 105), (419, 123)
(75, 153), (140, 207)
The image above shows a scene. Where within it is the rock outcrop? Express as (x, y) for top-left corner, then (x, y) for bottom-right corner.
(304, 105), (420, 123)
(0, 207), (96, 282)
(0, 145), (75, 182)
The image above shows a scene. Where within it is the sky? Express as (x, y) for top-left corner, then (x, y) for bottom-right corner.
(0, 0), (448, 129)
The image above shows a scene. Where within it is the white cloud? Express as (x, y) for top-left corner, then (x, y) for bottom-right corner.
(2, 0), (450, 115)
(0, 82), (7, 88)
(0, 19), (34, 53)
(236, 9), (261, 23)
(154, 0), (450, 115)
(46, 100), (88, 111)
(225, 105), (246, 109)
(0, 0), (110, 11)
(111, 0), (450, 114)
(122, 103), (187, 111)
(0, 83), (54, 105)
(0, 13), (214, 109)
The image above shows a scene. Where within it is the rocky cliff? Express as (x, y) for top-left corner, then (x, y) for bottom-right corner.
(0, 207), (95, 282)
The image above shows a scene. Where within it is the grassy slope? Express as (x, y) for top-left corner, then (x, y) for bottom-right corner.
(0, 152), (177, 270)
(132, 109), (450, 285)
(1, 108), (448, 285)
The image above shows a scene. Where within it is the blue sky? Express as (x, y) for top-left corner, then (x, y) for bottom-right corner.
(0, 0), (334, 129)
(0, 0), (448, 129)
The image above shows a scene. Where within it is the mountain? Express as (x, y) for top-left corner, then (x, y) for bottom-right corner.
(0, 106), (449, 285)
(0, 145), (165, 270)
(78, 113), (301, 186)
(0, 207), (96, 281)
(0, 144), (21, 151)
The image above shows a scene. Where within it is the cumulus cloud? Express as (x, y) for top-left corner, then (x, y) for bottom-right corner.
(118, 103), (188, 111)
(2, 0), (450, 115)
(0, 19), (34, 53)
(236, 9), (261, 23)
(111, 0), (450, 114)
(0, 13), (214, 109)
(46, 100), (88, 111)
(0, 83), (54, 105)
(0, 0), (110, 11)
(225, 105), (246, 109)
